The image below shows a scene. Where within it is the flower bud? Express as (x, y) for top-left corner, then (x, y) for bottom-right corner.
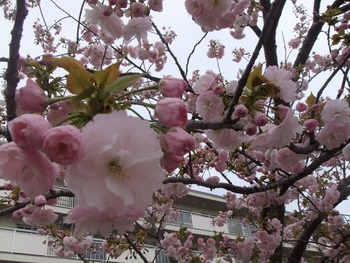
(159, 77), (188, 98)
(155, 98), (188, 128)
(43, 125), (82, 165)
(16, 79), (48, 114)
(304, 119), (318, 132)
(163, 127), (195, 156)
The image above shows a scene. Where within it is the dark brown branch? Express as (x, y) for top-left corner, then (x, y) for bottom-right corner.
(0, 189), (74, 216)
(225, 0), (287, 120)
(186, 119), (243, 132)
(263, 0), (286, 66)
(293, 0), (346, 71)
(164, 147), (339, 196)
(287, 174), (350, 263)
(3, 0), (28, 130)
(0, 57), (9, 62)
(315, 51), (350, 103)
(123, 233), (149, 263)
(152, 22), (188, 84)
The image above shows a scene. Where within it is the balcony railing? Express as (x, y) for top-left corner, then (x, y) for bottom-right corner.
(0, 227), (157, 262)
(170, 210), (256, 237)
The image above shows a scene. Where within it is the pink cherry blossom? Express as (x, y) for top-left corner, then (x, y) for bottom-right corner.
(15, 78), (48, 114)
(85, 2), (123, 40)
(315, 124), (350, 149)
(65, 111), (164, 235)
(0, 142), (58, 197)
(321, 99), (350, 127)
(159, 77), (188, 98)
(342, 144), (350, 161)
(195, 91), (224, 121)
(275, 147), (304, 172)
(23, 208), (58, 227)
(123, 17), (152, 44)
(206, 129), (242, 151)
(155, 98), (188, 128)
(8, 114), (52, 151)
(264, 66), (298, 103)
(193, 73), (217, 94)
(64, 205), (141, 237)
(268, 108), (303, 148)
(43, 125), (82, 165)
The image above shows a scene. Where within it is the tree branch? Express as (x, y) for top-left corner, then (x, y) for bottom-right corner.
(3, 0), (28, 130)
(224, 0), (287, 121)
(0, 189), (74, 216)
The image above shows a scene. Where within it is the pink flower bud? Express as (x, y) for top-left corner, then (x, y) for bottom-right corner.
(234, 104), (248, 118)
(296, 102), (308, 112)
(160, 152), (184, 173)
(131, 2), (145, 17)
(244, 122), (257, 136)
(15, 79), (48, 114)
(102, 6), (113, 16)
(164, 127), (195, 156)
(8, 114), (52, 151)
(43, 125), (82, 165)
(159, 77), (188, 98)
(277, 104), (290, 118)
(148, 0), (163, 12)
(155, 98), (188, 128)
(47, 106), (69, 126)
(253, 112), (268, 126)
(34, 195), (47, 207)
(304, 119), (319, 132)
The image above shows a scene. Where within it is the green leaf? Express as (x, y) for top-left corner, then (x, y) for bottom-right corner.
(66, 68), (93, 94)
(246, 64), (264, 90)
(256, 83), (280, 98)
(49, 57), (92, 94)
(73, 86), (96, 101)
(306, 92), (316, 108)
(105, 74), (144, 93)
(50, 57), (85, 71)
(92, 62), (121, 88)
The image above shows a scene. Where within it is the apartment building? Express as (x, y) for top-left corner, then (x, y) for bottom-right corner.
(0, 179), (253, 263)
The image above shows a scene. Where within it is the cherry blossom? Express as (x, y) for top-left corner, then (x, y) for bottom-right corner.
(65, 111), (164, 235)
(0, 142), (58, 197)
(85, 2), (123, 40)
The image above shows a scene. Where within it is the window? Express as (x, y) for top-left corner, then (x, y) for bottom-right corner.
(155, 249), (170, 263)
(228, 221), (256, 237)
(228, 221), (244, 236)
(243, 224), (256, 236)
(85, 239), (106, 261)
(16, 225), (38, 234)
(174, 211), (193, 228)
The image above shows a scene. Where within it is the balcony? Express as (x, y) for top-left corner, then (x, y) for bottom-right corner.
(0, 227), (156, 263)
(169, 210), (256, 238)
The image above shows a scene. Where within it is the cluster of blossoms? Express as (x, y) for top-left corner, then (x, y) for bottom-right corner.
(47, 234), (94, 258)
(3, 0), (350, 262)
(154, 77), (196, 173)
(185, 0), (251, 37)
(207, 39), (225, 59)
(64, 110), (165, 236)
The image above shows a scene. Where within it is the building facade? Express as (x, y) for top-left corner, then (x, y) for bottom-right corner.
(0, 180), (252, 263)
